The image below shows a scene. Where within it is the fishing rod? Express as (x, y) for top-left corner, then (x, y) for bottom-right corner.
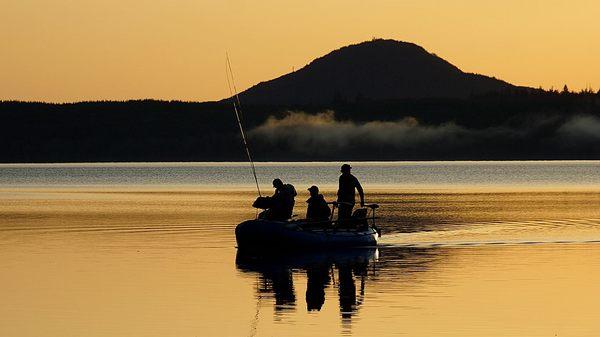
(226, 52), (262, 197)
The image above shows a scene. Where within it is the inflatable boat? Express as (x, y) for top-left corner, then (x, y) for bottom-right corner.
(235, 203), (380, 250)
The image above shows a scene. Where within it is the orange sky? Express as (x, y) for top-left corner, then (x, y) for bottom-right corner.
(2, 0), (599, 103)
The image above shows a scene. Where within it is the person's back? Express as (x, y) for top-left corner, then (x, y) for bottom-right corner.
(280, 183), (297, 219)
(338, 173), (360, 203)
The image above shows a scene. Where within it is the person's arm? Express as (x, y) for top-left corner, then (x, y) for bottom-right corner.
(355, 177), (365, 207)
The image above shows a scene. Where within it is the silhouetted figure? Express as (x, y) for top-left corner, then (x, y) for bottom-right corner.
(305, 264), (331, 311)
(337, 164), (364, 221)
(257, 179), (297, 221)
(306, 185), (331, 221)
(272, 178), (297, 220)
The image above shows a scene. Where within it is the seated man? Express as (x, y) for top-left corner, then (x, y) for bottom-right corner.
(306, 185), (331, 222)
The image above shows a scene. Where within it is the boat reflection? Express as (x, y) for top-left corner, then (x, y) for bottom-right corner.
(236, 248), (378, 323)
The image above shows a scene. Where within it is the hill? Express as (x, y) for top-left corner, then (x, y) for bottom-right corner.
(236, 39), (517, 105)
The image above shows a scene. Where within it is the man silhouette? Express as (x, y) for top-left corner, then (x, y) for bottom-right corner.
(270, 178), (297, 220)
(336, 164), (364, 220)
(306, 185), (331, 221)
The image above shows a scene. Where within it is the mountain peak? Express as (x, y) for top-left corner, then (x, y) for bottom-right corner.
(316, 39), (434, 62)
(236, 39), (514, 105)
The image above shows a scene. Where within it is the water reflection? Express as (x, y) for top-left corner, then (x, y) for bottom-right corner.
(236, 248), (378, 326)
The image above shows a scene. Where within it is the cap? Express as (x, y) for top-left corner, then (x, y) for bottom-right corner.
(341, 163), (352, 171)
(308, 185), (319, 192)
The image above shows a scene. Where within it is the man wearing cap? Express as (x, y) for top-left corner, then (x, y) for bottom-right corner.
(306, 185), (331, 221)
(336, 164), (364, 220)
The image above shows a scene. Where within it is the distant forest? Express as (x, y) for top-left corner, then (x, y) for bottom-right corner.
(2, 88), (600, 162)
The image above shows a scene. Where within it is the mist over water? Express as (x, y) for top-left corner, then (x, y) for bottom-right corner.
(248, 111), (600, 156)
(2, 161), (600, 336)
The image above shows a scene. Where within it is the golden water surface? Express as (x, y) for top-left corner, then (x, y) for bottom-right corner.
(2, 187), (600, 337)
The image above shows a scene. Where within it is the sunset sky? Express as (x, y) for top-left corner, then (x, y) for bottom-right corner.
(2, 0), (599, 103)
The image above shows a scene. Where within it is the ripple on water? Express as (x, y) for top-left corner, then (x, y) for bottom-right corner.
(379, 218), (600, 247)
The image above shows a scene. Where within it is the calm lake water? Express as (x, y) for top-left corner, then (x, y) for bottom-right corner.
(2, 161), (600, 336)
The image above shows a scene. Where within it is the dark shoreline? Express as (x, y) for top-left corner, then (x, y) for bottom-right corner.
(2, 89), (600, 163)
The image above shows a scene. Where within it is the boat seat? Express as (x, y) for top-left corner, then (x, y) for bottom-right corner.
(351, 208), (369, 230)
(352, 208), (368, 219)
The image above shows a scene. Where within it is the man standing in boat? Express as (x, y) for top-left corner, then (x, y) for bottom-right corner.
(336, 164), (364, 220)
